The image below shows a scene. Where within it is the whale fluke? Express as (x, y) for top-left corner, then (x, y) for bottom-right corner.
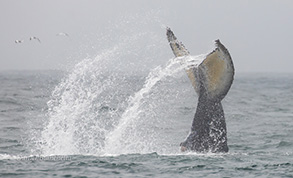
(200, 40), (234, 101)
(166, 27), (234, 153)
(166, 27), (190, 57)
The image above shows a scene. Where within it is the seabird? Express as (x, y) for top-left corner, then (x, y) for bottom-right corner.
(15, 40), (24, 44)
(56, 32), (69, 37)
(29, 36), (41, 43)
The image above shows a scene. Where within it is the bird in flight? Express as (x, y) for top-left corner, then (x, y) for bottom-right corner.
(30, 36), (41, 43)
(56, 32), (69, 37)
(15, 40), (24, 44)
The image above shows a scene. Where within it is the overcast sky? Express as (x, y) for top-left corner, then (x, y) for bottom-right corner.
(1, 0), (292, 73)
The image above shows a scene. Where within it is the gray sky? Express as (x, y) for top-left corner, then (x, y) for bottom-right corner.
(1, 0), (292, 73)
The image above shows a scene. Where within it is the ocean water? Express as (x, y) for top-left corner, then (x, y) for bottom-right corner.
(1, 68), (293, 177)
(1, 33), (293, 177)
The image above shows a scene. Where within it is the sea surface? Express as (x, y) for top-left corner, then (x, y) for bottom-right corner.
(1, 69), (292, 177)
(1, 51), (293, 177)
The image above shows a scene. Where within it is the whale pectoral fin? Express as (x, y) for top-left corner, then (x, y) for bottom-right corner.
(199, 40), (234, 100)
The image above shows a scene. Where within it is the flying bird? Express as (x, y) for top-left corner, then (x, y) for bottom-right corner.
(15, 40), (24, 44)
(56, 32), (69, 37)
(30, 36), (41, 43)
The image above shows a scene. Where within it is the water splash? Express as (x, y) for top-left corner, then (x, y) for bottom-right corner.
(105, 55), (205, 155)
(104, 58), (185, 155)
(32, 12), (206, 155)
(35, 47), (205, 156)
(39, 47), (124, 155)
(37, 32), (161, 155)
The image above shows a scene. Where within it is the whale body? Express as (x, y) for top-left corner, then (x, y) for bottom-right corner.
(166, 28), (234, 153)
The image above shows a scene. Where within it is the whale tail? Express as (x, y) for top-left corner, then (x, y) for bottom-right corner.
(167, 27), (234, 101)
(166, 27), (234, 152)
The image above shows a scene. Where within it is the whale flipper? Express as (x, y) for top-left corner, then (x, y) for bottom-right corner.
(166, 28), (234, 153)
